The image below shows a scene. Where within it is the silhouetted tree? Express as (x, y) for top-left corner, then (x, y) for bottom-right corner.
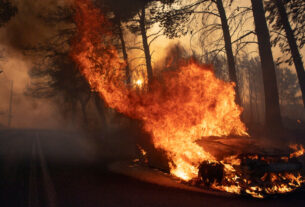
(125, 0), (175, 85)
(157, 0), (254, 105)
(95, 0), (151, 85)
(126, 3), (157, 85)
(139, 5), (153, 85)
(265, 0), (305, 108)
(238, 56), (264, 125)
(215, 0), (240, 105)
(250, 0), (282, 131)
(26, 0), (170, 126)
(276, 67), (301, 106)
(25, 4), (100, 126)
(265, 0), (305, 65)
(116, 20), (131, 84)
(275, 66), (305, 123)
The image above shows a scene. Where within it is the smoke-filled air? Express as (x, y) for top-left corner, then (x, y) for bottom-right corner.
(1, 0), (305, 204)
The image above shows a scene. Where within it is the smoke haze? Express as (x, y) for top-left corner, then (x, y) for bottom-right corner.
(0, 0), (71, 129)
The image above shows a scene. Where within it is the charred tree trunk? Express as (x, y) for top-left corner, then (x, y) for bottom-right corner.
(215, 0), (241, 105)
(250, 0), (282, 130)
(274, 0), (305, 108)
(139, 7), (153, 85)
(118, 21), (131, 85)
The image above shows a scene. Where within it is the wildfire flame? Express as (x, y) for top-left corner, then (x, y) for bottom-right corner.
(289, 144), (305, 158)
(135, 79), (144, 88)
(71, 0), (304, 198)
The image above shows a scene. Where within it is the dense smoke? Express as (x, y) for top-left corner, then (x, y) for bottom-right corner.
(0, 0), (72, 128)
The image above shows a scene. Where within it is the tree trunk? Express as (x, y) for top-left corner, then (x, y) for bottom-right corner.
(274, 0), (305, 108)
(215, 0), (241, 106)
(118, 21), (131, 85)
(250, 0), (282, 130)
(254, 78), (259, 123)
(139, 7), (153, 85)
(248, 68), (253, 124)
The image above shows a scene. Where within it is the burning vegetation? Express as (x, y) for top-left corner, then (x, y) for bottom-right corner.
(71, 0), (305, 198)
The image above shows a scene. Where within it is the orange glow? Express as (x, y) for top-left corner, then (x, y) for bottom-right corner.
(289, 144), (305, 158)
(135, 79), (144, 88)
(71, 0), (304, 198)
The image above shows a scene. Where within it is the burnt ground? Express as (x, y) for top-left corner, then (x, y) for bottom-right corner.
(0, 129), (305, 207)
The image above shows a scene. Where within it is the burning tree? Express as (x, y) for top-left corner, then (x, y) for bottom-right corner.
(70, 0), (305, 198)
(71, 0), (247, 176)
(156, 0), (255, 106)
(25, 2), (108, 128)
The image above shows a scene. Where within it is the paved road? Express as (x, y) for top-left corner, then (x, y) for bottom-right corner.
(0, 129), (305, 207)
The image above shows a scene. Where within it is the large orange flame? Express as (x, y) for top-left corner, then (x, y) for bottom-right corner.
(71, 0), (304, 198)
(71, 0), (247, 180)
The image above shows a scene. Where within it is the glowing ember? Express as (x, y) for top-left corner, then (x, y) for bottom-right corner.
(71, 0), (304, 198)
(137, 144), (147, 156)
(289, 144), (305, 158)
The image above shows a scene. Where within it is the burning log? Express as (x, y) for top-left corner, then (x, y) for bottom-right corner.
(198, 161), (224, 186)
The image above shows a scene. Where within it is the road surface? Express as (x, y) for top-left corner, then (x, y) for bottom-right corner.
(0, 129), (305, 207)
